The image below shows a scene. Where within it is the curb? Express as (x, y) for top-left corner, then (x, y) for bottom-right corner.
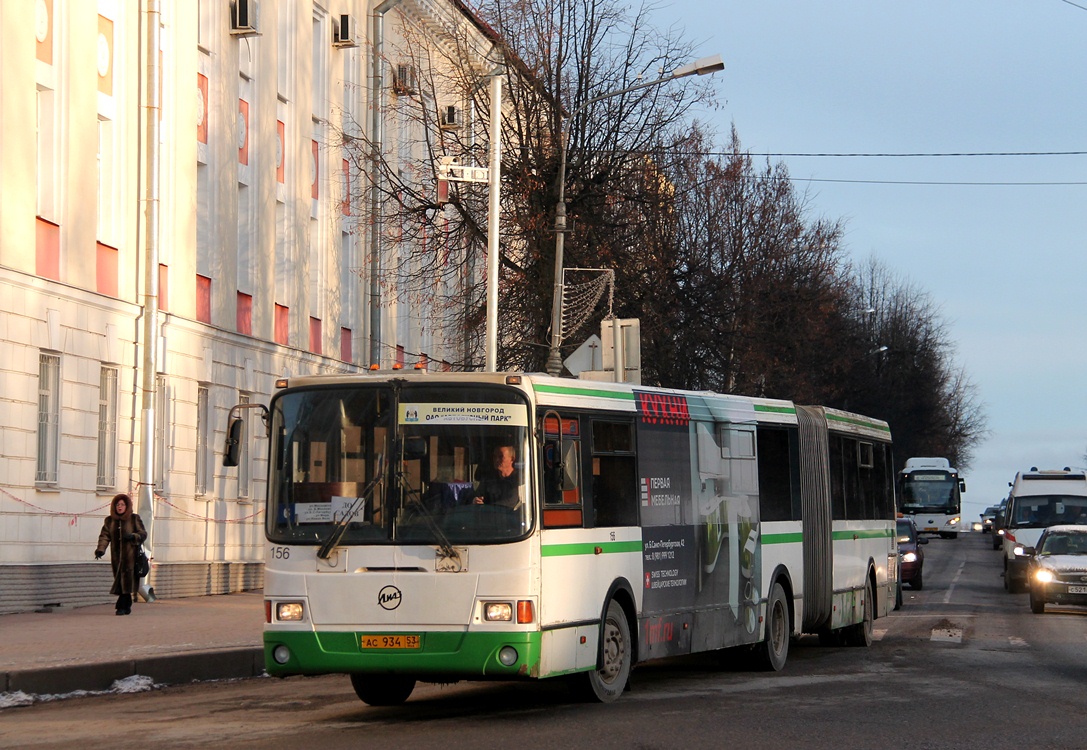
(2, 647), (265, 695)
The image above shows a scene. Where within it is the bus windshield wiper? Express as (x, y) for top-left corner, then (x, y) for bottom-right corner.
(393, 467), (458, 561)
(317, 455), (385, 560)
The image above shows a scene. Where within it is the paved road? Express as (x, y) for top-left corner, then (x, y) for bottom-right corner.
(4, 533), (1087, 750)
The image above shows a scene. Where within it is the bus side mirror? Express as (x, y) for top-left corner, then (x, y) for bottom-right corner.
(223, 418), (243, 467)
(959, 479), (967, 492)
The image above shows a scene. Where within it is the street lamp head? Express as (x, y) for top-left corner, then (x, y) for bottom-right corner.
(672, 54), (725, 79)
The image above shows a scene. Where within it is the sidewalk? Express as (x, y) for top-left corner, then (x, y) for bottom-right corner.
(0, 591), (266, 697)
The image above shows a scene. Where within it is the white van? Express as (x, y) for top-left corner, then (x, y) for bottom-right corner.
(1002, 468), (1087, 593)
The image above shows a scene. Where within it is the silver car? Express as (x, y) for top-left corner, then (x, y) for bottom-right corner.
(1027, 525), (1087, 614)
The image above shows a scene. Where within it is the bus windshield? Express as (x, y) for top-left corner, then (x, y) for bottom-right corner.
(899, 471), (960, 513)
(266, 384), (532, 546)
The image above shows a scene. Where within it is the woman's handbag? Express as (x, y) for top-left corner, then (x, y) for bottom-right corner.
(134, 546), (150, 578)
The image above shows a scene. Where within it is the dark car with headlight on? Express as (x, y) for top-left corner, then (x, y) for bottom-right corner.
(1027, 525), (1087, 614)
(897, 516), (928, 591)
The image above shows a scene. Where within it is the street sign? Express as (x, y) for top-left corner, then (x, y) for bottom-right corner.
(564, 334), (602, 376)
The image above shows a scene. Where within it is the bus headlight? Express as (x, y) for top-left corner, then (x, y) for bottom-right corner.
(1034, 569), (1054, 584)
(483, 602), (513, 621)
(948, 516), (960, 526)
(276, 601), (305, 621)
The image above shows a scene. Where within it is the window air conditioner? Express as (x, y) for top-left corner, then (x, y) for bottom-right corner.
(332, 14), (357, 48)
(394, 64), (418, 96)
(440, 105), (462, 130)
(230, 0), (259, 36)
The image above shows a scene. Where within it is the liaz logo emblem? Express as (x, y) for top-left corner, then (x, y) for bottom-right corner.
(378, 585), (402, 610)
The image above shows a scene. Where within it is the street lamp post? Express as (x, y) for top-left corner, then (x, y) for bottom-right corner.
(545, 54), (724, 377)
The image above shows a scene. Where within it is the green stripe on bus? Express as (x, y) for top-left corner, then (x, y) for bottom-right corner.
(754, 404), (796, 415)
(754, 530), (892, 545)
(762, 532), (803, 544)
(532, 384), (636, 401)
(831, 528), (894, 540)
(825, 412), (891, 433)
(541, 540), (643, 557)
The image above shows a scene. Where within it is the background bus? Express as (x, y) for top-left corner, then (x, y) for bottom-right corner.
(897, 457), (965, 538)
(226, 372), (897, 705)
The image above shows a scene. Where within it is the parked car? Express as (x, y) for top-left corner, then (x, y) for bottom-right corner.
(897, 516), (928, 591)
(1026, 525), (1087, 614)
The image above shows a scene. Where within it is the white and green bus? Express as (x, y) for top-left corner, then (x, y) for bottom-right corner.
(225, 372), (897, 705)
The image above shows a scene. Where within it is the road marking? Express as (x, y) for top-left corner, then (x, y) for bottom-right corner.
(873, 628), (887, 641)
(942, 561), (966, 605)
(1009, 636), (1029, 647)
(931, 627), (963, 643)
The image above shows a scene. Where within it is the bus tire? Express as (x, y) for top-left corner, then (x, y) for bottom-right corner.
(754, 581), (789, 671)
(844, 578), (874, 647)
(575, 599), (631, 703)
(350, 674), (416, 706)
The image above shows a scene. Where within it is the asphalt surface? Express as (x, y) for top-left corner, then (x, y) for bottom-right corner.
(0, 591), (265, 697)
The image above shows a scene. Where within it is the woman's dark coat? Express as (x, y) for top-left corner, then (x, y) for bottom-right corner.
(95, 494), (148, 598)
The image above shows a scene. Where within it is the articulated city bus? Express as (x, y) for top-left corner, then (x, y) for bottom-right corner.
(897, 457), (965, 538)
(225, 372), (897, 705)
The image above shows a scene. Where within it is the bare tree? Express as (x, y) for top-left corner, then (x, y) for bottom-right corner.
(844, 257), (988, 471)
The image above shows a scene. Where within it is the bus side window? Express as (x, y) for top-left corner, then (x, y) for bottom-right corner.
(542, 414), (583, 528)
(757, 426), (800, 522)
(591, 419), (638, 528)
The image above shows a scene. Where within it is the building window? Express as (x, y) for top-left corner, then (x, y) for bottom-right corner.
(237, 393), (250, 499)
(309, 317), (322, 355)
(159, 264), (169, 312)
(36, 353), (61, 485)
(97, 366), (118, 490)
(275, 304), (289, 345)
(197, 274), (211, 323)
(96, 242), (119, 297)
(196, 385), (209, 496)
(237, 292), (253, 335)
(341, 327), (352, 363)
(154, 375), (169, 492)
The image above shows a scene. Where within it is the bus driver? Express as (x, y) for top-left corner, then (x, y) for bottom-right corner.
(473, 445), (521, 509)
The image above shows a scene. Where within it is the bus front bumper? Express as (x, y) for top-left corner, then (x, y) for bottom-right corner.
(264, 629), (543, 680)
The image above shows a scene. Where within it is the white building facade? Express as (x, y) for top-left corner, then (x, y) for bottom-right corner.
(0, 0), (505, 613)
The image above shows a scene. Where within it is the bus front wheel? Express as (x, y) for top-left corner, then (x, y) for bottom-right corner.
(350, 674), (416, 706)
(575, 599), (631, 703)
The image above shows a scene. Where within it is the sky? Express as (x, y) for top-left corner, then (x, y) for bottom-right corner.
(659, 0), (1087, 522)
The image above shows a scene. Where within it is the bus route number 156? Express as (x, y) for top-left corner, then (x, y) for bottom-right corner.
(270, 546), (290, 560)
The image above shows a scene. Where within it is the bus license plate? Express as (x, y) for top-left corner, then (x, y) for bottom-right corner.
(924, 527), (938, 532)
(1068, 586), (1087, 595)
(360, 634), (421, 650)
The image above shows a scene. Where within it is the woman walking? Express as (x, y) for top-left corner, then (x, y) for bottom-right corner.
(94, 493), (147, 615)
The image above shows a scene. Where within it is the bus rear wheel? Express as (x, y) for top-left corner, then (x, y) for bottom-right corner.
(844, 579), (874, 647)
(754, 582), (789, 671)
(574, 599), (631, 703)
(350, 674), (416, 706)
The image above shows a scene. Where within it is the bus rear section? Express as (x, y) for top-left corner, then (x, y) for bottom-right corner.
(898, 457), (965, 538)
(1002, 468), (1087, 593)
